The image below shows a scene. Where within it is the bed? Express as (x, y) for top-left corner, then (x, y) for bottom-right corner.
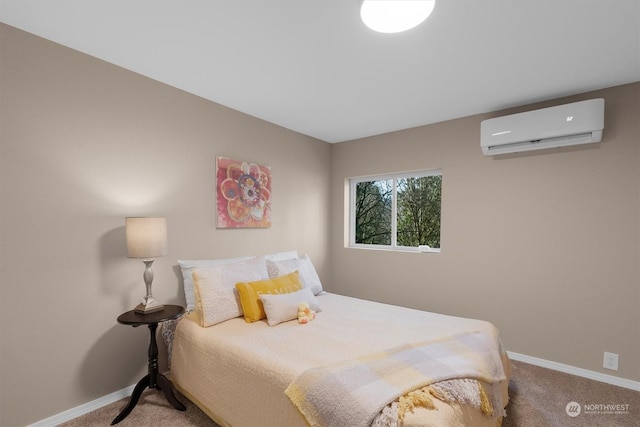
(167, 252), (510, 427)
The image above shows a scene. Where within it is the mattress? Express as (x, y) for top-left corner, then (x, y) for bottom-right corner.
(170, 293), (510, 427)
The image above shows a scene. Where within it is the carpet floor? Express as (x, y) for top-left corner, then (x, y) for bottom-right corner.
(60, 360), (639, 427)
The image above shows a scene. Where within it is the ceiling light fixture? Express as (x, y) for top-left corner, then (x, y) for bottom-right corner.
(360, 0), (436, 33)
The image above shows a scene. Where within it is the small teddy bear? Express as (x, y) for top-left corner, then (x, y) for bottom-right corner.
(297, 301), (316, 324)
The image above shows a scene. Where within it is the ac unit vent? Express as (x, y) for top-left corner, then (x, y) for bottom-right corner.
(481, 99), (604, 156)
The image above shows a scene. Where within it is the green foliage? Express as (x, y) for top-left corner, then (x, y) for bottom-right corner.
(354, 175), (441, 248)
(396, 175), (441, 248)
(355, 180), (392, 244)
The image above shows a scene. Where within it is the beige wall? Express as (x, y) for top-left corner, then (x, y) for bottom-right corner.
(330, 83), (640, 383)
(0, 24), (331, 426)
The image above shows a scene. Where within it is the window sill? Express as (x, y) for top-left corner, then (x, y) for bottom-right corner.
(348, 245), (441, 254)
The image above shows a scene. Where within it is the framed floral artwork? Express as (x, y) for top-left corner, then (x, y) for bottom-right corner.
(216, 157), (272, 228)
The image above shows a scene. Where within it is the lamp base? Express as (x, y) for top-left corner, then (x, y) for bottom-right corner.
(134, 296), (164, 314)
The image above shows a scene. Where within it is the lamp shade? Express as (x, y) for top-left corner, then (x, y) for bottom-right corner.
(125, 217), (168, 259)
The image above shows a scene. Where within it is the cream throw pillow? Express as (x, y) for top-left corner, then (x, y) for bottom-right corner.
(192, 257), (269, 327)
(260, 287), (322, 326)
(179, 256), (255, 311)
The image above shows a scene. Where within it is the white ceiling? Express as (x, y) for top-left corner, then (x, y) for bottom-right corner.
(1, 1), (639, 143)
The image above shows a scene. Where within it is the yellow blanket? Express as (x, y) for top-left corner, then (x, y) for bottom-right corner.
(285, 330), (507, 427)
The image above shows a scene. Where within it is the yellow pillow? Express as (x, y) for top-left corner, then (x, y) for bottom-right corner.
(236, 271), (303, 323)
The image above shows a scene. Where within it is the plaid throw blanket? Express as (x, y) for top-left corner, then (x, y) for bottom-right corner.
(285, 330), (507, 427)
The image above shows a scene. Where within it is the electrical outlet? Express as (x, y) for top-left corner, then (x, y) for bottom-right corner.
(603, 352), (619, 371)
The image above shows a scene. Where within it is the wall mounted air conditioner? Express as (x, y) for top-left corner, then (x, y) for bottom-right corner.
(480, 98), (604, 156)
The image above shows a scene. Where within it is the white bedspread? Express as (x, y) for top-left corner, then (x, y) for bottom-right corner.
(170, 293), (509, 427)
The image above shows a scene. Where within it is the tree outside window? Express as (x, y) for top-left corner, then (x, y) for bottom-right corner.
(351, 171), (441, 251)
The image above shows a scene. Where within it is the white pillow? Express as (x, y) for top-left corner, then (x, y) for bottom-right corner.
(263, 250), (298, 261)
(192, 257), (269, 327)
(267, 255), (324, 295)
(178, 256), (255, 311)
(298, 255), (324, 295)
(178, 250), (297, 311)
(266, 258), (304, 283)
(259, 287), (322, 327)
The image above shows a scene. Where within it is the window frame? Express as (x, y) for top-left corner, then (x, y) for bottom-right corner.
(348, 169), (442, 253)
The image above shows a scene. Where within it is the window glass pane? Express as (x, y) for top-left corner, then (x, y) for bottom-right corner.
(396, 175), (441, 248)
(349, 170), (441, 251)
(355, 179), (392, 245)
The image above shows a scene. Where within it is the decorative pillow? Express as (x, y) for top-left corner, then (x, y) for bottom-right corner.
(178, 256), (255, 311)
(192, 257), (269, 327)
(266, 257), (304, 283)
(267, 255), (324, 295)
(178, 251), (297, 311)
(236, 271), (303, 323)
(298, 255), (324, 295)
(260, 288), (322, 327)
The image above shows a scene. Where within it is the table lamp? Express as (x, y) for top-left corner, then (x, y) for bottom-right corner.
(125, 217), (167, 314)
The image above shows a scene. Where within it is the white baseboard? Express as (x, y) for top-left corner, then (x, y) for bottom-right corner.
(26, 384), (135, 427)
(507, 351), (640, 392)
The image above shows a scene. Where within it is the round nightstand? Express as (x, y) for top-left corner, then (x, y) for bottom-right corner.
(111, 305), (186, 425)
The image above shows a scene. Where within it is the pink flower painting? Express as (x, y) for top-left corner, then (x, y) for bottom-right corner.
(216, 157), (271, 228)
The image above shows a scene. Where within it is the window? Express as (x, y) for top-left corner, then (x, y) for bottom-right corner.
(349, 170), (442, 252)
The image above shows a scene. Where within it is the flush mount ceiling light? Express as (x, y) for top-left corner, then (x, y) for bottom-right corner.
(360, 0), (436, 33)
